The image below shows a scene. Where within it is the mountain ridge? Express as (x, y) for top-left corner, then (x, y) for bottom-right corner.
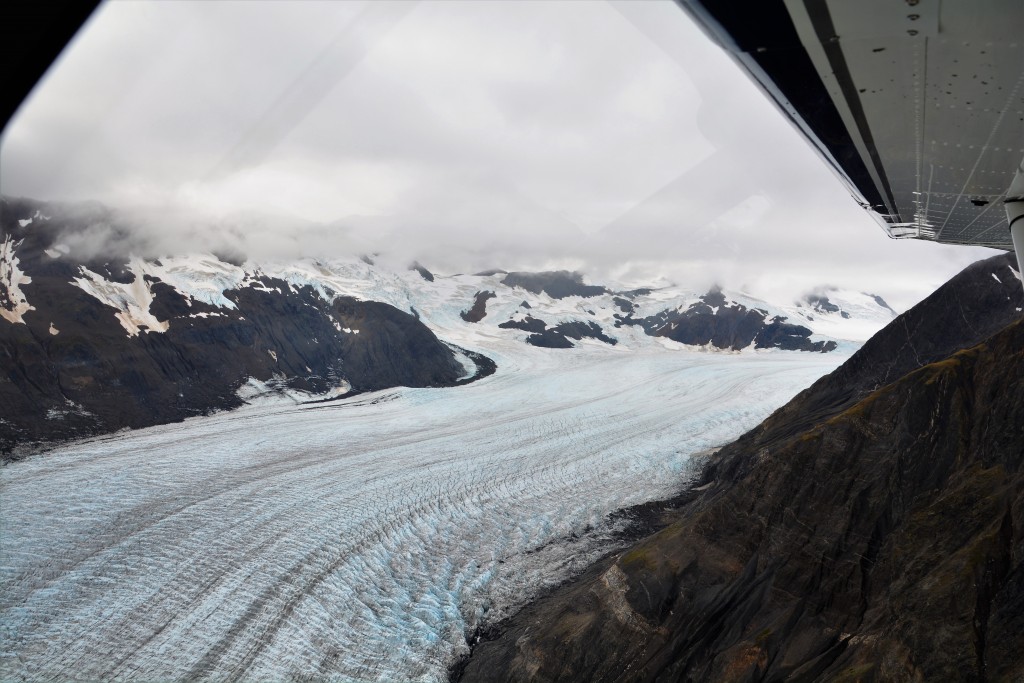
(3, 196), (902, 456)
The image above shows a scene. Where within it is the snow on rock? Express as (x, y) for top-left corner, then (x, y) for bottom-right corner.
(0, 235), (35, 324)
(236, 376), (350, 405)
(785, 288), (897, 342)
(15, 210), (49, 229)
(54, 251), (894, 352)
(49, 323), (59, 336)
(71, 258), (169, 336)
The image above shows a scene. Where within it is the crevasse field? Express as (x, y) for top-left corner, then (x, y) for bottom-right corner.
(0, 336), (844, 682)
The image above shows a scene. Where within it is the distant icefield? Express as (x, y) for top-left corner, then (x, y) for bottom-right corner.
(0, 341), (844, 681)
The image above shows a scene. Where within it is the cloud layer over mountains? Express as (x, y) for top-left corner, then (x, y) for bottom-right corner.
(0, 0), (998, 310)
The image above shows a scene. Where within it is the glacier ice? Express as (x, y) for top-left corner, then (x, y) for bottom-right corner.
(0, 339), (846, 681)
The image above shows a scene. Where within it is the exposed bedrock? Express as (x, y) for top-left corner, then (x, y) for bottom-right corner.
(502, 271), (608, 299)
(457, 254), (1024, 682)
(461, 291), (497, 323)
(498, 316), (616, 349)
(617, 285), (839, 352)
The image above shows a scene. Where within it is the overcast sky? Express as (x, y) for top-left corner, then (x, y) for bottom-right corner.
(0, 0), (1001, 310)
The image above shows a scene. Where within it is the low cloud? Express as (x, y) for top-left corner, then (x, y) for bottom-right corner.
(1, 0), (1001, 311)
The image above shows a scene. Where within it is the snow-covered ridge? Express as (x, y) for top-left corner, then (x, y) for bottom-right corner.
(36, 249), (895, 349)
(784, 287), (898, 343)
(1, 199), (895, 347)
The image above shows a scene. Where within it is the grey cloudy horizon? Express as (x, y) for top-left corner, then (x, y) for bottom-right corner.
(0, 0), (1001, 311)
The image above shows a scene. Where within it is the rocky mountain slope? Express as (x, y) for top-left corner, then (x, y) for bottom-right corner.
(456, 252), (1024, 682)
(0, 199), (468, 457)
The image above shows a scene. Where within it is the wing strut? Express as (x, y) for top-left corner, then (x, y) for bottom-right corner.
(1008, 159), (1024, 294)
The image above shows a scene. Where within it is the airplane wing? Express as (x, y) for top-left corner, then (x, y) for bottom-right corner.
(675, 0), (1024, 251)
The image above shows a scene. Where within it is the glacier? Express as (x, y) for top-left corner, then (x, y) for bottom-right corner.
(0, 340), (845, 682)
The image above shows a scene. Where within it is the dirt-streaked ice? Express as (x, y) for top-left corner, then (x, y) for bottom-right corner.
(0, 342), (844, 681)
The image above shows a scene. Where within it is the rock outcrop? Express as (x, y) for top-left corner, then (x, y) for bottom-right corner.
(461, 291), (497, 323)
(617, 286), (837, 352)
(498, 316), (616, 349)
(457, 253), (1024, 682)
(502, 271), (609, 299)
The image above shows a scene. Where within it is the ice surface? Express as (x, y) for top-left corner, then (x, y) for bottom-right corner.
(144, 254), (248, 310)
(0, 341), (845, 682)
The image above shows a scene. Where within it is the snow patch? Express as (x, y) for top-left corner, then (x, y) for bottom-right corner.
(44, 400), (91, 421)
(992, 272), (1002, 284)
(71, 258), (170, 337)
(236, 375), (351, 405)
(49, 323), (59, 336)
(1, 235), (35, 324)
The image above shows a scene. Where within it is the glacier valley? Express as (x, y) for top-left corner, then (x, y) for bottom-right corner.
(0, 339), (844, 682)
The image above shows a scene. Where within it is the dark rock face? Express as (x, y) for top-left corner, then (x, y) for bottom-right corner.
(618, 286), (835, 352)
(754, 317), (838, 352)
(0, 199), (468, 457)
(501, 271), (608, 299)
(805, 292), (840, 313)
(461, 291), (496, 323)
(749, 252), (1023, 445)
(498, 316), (616, 348)
(456, 253), (1024, 682)
(524, 329), (575, 349)
(612, 296), (635, 314)
(498, 316), (548, 334)
(536, 323), (614, 350)
(410, 262), (435, 282)
(868, 292), (897, 314)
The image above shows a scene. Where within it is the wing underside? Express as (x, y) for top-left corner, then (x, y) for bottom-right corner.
(677, 0), (1024, 250)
